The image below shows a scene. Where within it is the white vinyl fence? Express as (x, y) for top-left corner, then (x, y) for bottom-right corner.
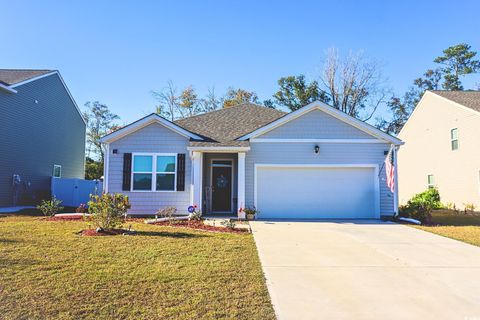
(51, 178), (103, 207)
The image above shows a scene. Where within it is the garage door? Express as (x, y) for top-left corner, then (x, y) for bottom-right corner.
(256, 166), (377, 219)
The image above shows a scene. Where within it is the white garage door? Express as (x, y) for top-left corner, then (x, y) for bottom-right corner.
(256, 166), (378, 219)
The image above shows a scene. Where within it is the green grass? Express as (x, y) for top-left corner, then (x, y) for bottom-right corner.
(413, 210), (480, 247)
(0, 215), (275, 320)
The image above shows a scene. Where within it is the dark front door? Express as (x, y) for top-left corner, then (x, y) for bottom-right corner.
(212, 163), (232, 212)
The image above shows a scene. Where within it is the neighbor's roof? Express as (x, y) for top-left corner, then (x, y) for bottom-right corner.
(175, 103), (287, 147)
(431, 90), (480, 113)
(0, 69), (53, 86)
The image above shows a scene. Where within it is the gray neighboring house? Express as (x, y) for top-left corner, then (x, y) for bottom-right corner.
(0, 69), (86, 206)
(100, 101), (403, 219)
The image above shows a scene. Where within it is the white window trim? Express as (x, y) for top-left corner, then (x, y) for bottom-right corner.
(131, 153), (177, 192)
(450, 128), (459, 151)
(53, 164), (62, 178)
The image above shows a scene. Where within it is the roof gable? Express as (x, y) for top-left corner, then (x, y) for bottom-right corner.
(238, 101), (403, 145)
(100, 113), (204, 143)
(258, 108), (374, 139)
(0, 69), (53, 86)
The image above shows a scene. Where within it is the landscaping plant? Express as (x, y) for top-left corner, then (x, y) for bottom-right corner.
(87, 193), (131, 230)
(243, 207), (258, 220)
(188, 207), (202, 221)
(221, 219), (237, 229)
(37, 197), (64, 216)
(400, 188), (443, 224)
(156, 206), (177, 223)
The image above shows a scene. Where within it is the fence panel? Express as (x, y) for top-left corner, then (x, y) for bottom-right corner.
(51, 178), (103, 207)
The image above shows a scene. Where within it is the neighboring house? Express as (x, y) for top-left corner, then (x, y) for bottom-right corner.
(100, 101), (403, 219)
(0, 69), (86, 206)
(398, 90), (480, 209)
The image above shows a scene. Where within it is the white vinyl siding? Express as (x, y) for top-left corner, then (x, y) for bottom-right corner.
(258, 109), (374, 139)
(246, 142), (395, 216)
(108, 122), (190, 215)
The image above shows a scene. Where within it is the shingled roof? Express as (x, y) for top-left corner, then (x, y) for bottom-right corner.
(0, 69), (53, 86)
(175, 103), (287, 147)
(431, 90), (480, 113)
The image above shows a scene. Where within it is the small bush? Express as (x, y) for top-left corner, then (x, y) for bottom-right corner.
(76, 203), (88, 214)
(37, 197), (64, 216)
(464, 203), (476, 213)
(189, 208), (202, 221)
(87, 193), (131, 230)
(400, 188), (442, 224)
(156, 206), (177, 223)
(243, 207), (259, 220)
(221, 219), (236, 229)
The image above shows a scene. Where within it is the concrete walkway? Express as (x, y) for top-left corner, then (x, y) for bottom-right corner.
(250, 220), (480, 320)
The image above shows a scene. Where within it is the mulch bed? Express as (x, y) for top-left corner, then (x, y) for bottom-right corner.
(47, 215), (85, 221)
(153, 220), (249, 233)
(80, 229), (127, 236)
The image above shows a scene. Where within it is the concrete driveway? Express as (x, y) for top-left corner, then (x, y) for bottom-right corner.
(250, 220), (480, 320)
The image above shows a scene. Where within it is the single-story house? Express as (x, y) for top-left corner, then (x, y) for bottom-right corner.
(100, 101), (403, 219)
(398, 90), (480, 209)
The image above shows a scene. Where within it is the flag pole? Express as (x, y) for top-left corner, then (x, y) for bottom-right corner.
(393, 145), (399, 217)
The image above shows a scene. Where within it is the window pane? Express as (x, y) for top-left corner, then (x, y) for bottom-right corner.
(156, 173), (175, 190)
(157, 156), (176, 172)
(451, 128), (458, 139)
(451, 140), (458, 150)
(133, 173), (152, 190)
(428, 175), (435, 187)
(133, 155), (152, 172)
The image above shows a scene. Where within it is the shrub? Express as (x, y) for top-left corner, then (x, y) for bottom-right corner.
(87, 193), (131, 230)
(463, 203), (476, 213)
(189, 208), (202, 221)
(400, 188), (442, 224)
(37, 197), (64, 216)
(76, 203), (88, 214)
(221, 219), (236, 229)
(156, 206), (177, 223)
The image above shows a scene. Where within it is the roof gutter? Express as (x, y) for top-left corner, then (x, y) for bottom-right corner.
(0, 83), (17, 94)
(187, 146), (251, 152)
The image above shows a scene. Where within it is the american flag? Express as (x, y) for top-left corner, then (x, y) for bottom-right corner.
(385, 146), (395, 193)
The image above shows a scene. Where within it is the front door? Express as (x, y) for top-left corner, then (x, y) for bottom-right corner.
(211, 160), (233, 212)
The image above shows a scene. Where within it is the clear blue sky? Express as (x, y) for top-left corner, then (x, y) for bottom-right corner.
(2, 0), (479, 124)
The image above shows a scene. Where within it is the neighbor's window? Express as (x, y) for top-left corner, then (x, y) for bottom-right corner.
(427, 175), (435, 188)
(53, 164), (62, 178)
(451, 128), (458, 150)
(132, 154), (176, 191)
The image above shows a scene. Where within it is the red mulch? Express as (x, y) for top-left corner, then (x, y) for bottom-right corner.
(47, 215), (85, 221)
(153, 220), (249, 233)
(81, 229), (126, 236)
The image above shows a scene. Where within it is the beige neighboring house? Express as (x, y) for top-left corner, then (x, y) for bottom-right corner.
(398, 90), (480, 209)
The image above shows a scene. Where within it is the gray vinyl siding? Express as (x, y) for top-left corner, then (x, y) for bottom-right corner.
(259, 109), (373, 139)
(107, 122), (191, 215)
(245, 142), (395, 216)
(0, 74), (86, 206)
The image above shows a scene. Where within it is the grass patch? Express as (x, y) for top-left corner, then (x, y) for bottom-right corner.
(0, 215), (274, 319)
(413, 210), (480, 247)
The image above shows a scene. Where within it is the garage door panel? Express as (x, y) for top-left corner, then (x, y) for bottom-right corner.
(256, 166), (376, 219)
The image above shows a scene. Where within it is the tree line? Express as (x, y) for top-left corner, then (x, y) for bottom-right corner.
(83, 43), (479, 179)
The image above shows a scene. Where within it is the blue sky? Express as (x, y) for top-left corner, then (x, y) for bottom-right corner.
(2, 0), (480, 124)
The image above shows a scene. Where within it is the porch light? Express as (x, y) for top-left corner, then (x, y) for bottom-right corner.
(314, 145), (320, 154)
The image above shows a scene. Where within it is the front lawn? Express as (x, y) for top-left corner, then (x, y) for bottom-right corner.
(413, 210), (480, 247)
(0, 215), (274, 319)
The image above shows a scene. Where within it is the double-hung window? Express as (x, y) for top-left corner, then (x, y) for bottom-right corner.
(451, 128), (459, 150)
(427, 174), (435, 188)
(132, 154), (176, 191)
